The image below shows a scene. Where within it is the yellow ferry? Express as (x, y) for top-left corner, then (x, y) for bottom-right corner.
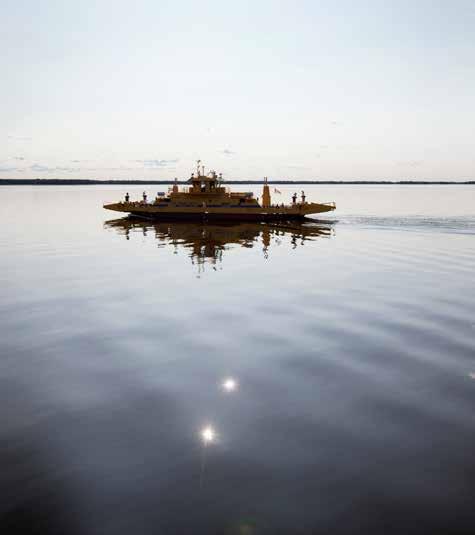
(103, 161), (336, 220)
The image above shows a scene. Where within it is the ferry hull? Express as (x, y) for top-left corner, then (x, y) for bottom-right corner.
(103, 202), (336, 221)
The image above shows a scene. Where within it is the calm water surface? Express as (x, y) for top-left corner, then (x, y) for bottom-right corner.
(1, 185), (475, 534)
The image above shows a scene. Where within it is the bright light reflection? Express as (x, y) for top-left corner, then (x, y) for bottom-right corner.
(201, 426), (215, 444)
(469, 373), (475, 379)
(222, 377), (238, 392)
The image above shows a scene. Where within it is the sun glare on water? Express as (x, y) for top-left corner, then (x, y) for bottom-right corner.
(222, 377), (238, 392)
(201, 426), (215, 444)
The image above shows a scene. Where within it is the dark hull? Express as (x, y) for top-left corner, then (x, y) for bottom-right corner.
(130, 211), (311, 221)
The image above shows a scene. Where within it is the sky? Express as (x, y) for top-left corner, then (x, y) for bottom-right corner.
(2, 0), (475, 181)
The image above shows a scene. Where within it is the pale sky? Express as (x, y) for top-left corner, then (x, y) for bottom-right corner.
(2, 0), (475, 181)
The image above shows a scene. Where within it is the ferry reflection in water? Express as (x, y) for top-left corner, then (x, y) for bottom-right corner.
(104, 217), (334, 272)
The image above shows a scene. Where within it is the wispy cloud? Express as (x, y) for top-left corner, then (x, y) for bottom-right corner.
(221, 149), (235, 156)
(284, 164), (310, 170)
(135, 159), (179, 168)
(101, 166), (136, 171)
(29, 164), (82, 173)
(55, 166), (81, 172)
(7, 135), (32, 141)
(30, 163), (50, 172)
(30, 164), (148, 173)
(3, 159), (181, 175)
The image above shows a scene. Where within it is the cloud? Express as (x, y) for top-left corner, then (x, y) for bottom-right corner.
(30, 163), (50, 172)
(135, 159), (179, 168)
(284, 164), (310, 170)
(13, 156), (25, 161)
(29, 164), (82, 173)
(221, 149), (235, 156)
(5, 159), (181, 175)
(7, 135), (32, 141)
(55, 166), (81, 172)
(102, 166), (136, 171)
(32, 164), (144, 173)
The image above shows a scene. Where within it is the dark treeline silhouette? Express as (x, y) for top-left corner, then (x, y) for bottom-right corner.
(1, 179), (474, 186)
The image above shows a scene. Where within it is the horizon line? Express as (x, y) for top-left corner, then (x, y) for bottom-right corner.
(1, 179), (474, 186)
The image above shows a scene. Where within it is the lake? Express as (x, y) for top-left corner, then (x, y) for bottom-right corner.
(1, 185), (474, 534)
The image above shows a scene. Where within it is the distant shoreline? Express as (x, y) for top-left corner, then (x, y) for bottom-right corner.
(1, 179), (474, 186)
